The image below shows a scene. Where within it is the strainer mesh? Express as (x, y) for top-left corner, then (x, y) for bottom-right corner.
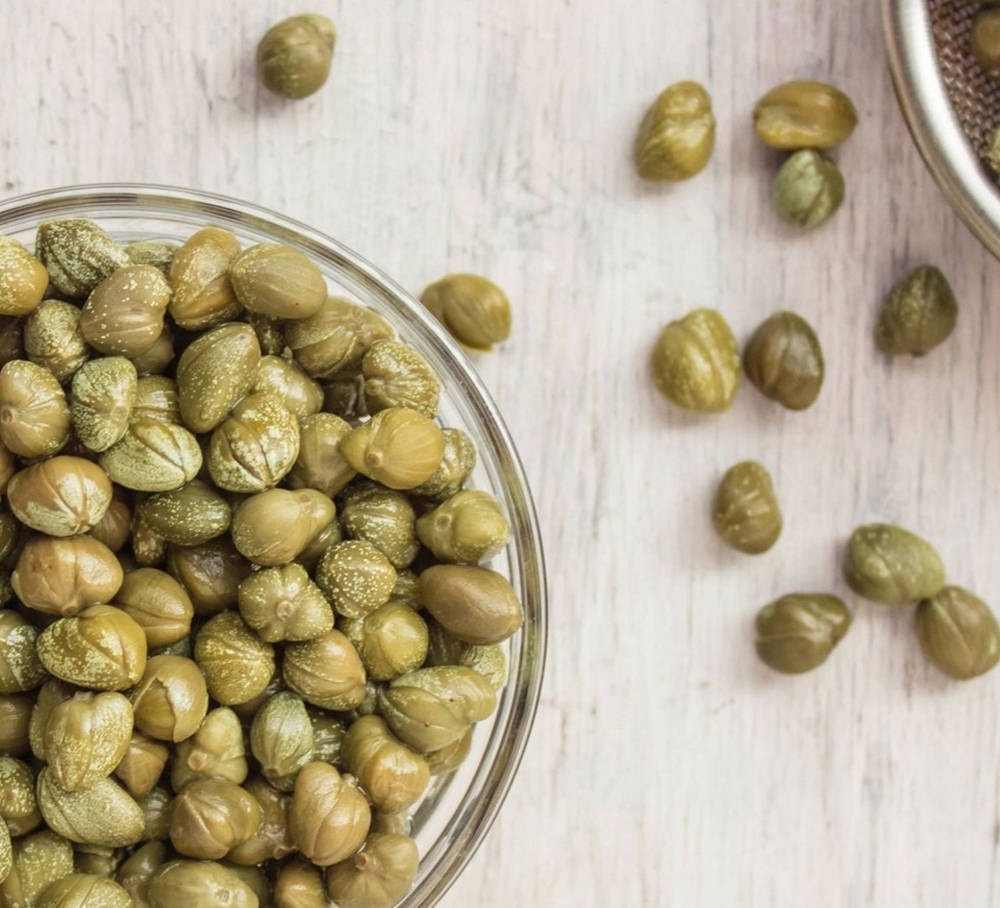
(928, 0), (1000, 162)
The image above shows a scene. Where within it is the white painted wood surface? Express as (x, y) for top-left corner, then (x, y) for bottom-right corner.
(3, 0), (1000, 904)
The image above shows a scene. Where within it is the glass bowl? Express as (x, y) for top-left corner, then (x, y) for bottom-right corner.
(0, 183), (547, 906)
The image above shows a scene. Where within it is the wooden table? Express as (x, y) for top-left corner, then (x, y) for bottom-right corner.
(6, 1), (1000, 904)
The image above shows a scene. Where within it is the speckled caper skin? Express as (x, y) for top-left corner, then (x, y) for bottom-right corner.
(755, 594), (851, 674)
(146, 859), (259, 908)
(13, 534), (124, 617)
(258, 13), (337, 99)
(651, 308), (740, 412)
(130, 324), (175, 377)
(420, 274), (512, 351)
(772, 150), (844, 229)
(916, 586), (1000, 680)
(37, 605), (146, 691)
(285, 296), (394, 379)
(316, 540), (397, 619)
(411, 427), (476, 500)
(362, 339), (441, 417)
(70, 356), (138, 452)
(341, 601), (429, 681)
(711, 461), (782, 555)
(420, 564), (523, 645)
(289, 761), (370, 867)
(37, 768), (145, 847)
(175, 322), (261, 433)
(251, 354), (324, 419)
(283, 629), (368, 712)
(753, 80), (858, 149)
(131, 513), (168, 567)
(972, 6), (1000, 72)
(99, 420), (202, 493)
(0, 757), (41, 836)
(844, 523), (946, 605)
(634, 81), (715, 181)
(250, 691), (315, 792)
(288, 412), (356, 498)
(195, 611), (275, 707)
(325, 831), (420, 908)
(0, 359), (71, 457)
(35, 219), (130, 300)
(130, 655), (208, 743)
(340, 407), (444, 490)
(378, 666), (496, 753)
(131, 375), (180, 425)
(0, 237), (47, 317)
(7, 456), (112, 536)
(80, 265), (171, 358)
(416, 489), (511, 564)
(743, 311), (824, 410)
(1, 829), (75, 905)
(137, 480), (231, 546)
(35, 873), (132, 906)
(876, 265), (957, 357)
(126, 240), (178, 275)
(24, 300), (90, 382)
(168, 227), (243, 331)
(340, 485), (419, 569)
(237, 562), (333, 643)
(42, 691), (133, 792)
(114, 567), (194, 648)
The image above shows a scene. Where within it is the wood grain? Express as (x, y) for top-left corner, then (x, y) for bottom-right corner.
(3, 1), (1000, 904)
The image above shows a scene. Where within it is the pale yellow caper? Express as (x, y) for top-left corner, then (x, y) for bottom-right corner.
(753, 80), (858, 149)
(339, 407), (444, 490)
(229, 244), (326, 320)
(634, 80), (715, 181)
(0, 237), (48, 316)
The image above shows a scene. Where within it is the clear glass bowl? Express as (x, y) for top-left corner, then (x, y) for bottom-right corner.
(0, 183), (547, 906)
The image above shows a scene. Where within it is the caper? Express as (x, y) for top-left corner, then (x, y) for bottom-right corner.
(325, 832), (419, 908)
(362, 339), (440, 417)
(131, 375), (180, 424)
(0, 359), (71, 457)
(343, 715), (429, 813)
(0, 829), (75, 905)
(71, 844), (121, 879)
(0, 693), (32, 758)
(227, 776), (294, 866)
(416, 489), (511, 564)
(843, 523), (945, 606)
(131, 513), (168, 567)
(753, 80), (858, 149)
(316, 540), (397, 619)
(135, 787), (172, 842)
(43, 691), (133, 791)
(89, 492), (133, 553)
(35, 219), (130, 300)
(772, 150), (844, 229)
(288, 761), (370, 866)
(420, 564), (523, 645)
(168, 227), (243, 331)
(283, 629), (367, 711)
(230, 488), (335, 566)
(13, 534), (124, 617)
(875, 265), (957, 357)
(7, 455), (111, 536)
(250, 691), (315, 792)
(130, 655), (208, 742)
(650, 308), (740, 412)
(114, 731), (169, 798)
(36, 873), (132, 907)
(411, 426), (476, 500)
(114, 567), (194, 648)
(137, 479), (231, 546)
(339, 407), (444, 490)
(251, 354), (324, 418)
(287, 412), (356, 498)
(37, 769), (144, 847)
(168, 778), (262, 860)
(972, 6), (1000, 72)
(420, 274), (512, 350)
(80, 265), (171, 357)
(129, 324), (175, 376)
(195, 611), (275, 706)
(237, 562), (333, 643)
(285, 296), (393, 379)
(24, 300), (90, 382)
(743, 311), (824, 410)
(0, 756), (41, 836)
(274, 857), (327, 907)
(634, 80), (715, 181)
(126, 240), (178, 275)
(167, 538), (251, 615)
(146, 859), (259, 908)
(341, 601), (429, 681)
(171, 707), (248, 791)
(99, 420), (202, 493)
(116, 840), (166, 906)
(71, 356), (138, 452)
(755, 594), (852, 674)
(229, 244), (326, 320)
(0, 237), (47, 317)
(916, 586), (1000, 680)
(208, 392), (300, 492)
(258, 13), (337, 99)
(711, 461), (782, 554)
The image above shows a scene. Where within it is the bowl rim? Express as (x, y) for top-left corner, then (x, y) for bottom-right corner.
(0, 182), (548, 906)
(883, 0), (1000, 258)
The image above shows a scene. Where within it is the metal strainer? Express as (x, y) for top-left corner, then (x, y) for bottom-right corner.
(884, 0), (1000, 256)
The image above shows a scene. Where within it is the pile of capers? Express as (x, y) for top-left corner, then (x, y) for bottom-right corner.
(0, 217), (524, 907)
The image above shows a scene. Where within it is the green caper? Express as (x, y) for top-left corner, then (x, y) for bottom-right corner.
(35, 219), (130, 300)
(72, 843), (121, 878)
(136, 479), (231, 546)
(424, 728), (473, 776)
(916, 586), (1000, 680)
(0, 693), (33, 759)
(71, 356), (139, 452)
(37, 769), (145, 847)
(340, 601), (429, 681)
(362, 339), (440, 417)
(135, 787), (172, 842)
(875, 265), (957, 357)
(125, 240), (178, 275)
(416, 489), (511, 564)
(0, 756), (41, 836)
(310, 711), (347, 766)
(0, 610), (48, 693)
(755, 594), (851, 674)
(80, 265), (171, 358)
(250, 691), (315, 792)
(0, 829), (75, 906)
(339, 408), (444, 490)
(274, 857), (326, 907)
(340, 485), (419, 569)
(251, 354), (324, 418)
(633, 80), (715, 181)
(171, 707), (248, 791)
(167, 227), (243, 331)
(0, 237), (47, 317)
(420, 274), (512, 350)
(115, 567), (194, 648)
(284, 296), (393, 379)
(972, 6), (1000, 72)
(24, 300), (90, 382)
(167, 778), (262, 860)
(99, 420), (202, 493)
(131, 375), (180, 424)
(237, 562), (333, 643)
(0, 359), (71, 457)
(227, 776), (294, 866)
(711, 461), (782, 554)
(288, 762), (370, 867)
(258, 14), (337, 99)
(114, 731), (169, 798)
(43, 691), (133, 791)
(342, 715), (429, 813)
(753, 80), (858, 149)
(323, 373), (368, 420)
(229, 244), (327, 320)
(195, 611), (275, 706)
(146, 859), (259, 908)
(650, 308), (740, 412)
(36, 873), (132, 907)
(288, 412), (357, 498)
(283, 629), (367, 711)
(743, 311), (824, 410)
(410, 427), (476, 501)
(230, 488), (335, 566)
(167, 538), (251, 615)
(131, 513), (168, 567)
(420, 564), (523, 645)
(116, 840), (166, 905)
(325, 832), (419, 908)
(844, 523), (946, 606)
(316, 540), (397, 619)
(772, 150), (844, 229)
(130, 655), (208, 742)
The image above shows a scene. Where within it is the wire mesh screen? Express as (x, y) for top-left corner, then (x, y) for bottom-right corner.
(929, 0), (1000, 160)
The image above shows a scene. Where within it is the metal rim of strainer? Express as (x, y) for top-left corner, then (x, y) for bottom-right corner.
(884, 0), (1000, 258)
